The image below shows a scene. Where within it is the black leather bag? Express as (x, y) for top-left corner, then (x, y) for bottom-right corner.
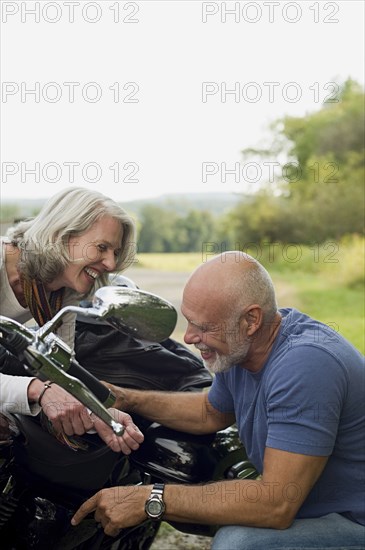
(74, 322), (212, 392)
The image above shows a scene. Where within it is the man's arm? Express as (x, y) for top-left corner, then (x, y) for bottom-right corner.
(105, 383), (235, 434)
(72, 447), (328, 536)
(163, 448), (328, 529)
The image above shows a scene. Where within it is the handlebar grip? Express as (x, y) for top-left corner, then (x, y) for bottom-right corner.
(67, 359), (116, 408)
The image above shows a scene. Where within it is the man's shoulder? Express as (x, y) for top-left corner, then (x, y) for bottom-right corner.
(277, 308), (362, 361)
(263, 309), (363, 393)
(279, 307), (337, 339)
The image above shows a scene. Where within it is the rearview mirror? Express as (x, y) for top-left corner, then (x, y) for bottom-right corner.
(39, 286), (177, 343)
(91, 286), (177, 342)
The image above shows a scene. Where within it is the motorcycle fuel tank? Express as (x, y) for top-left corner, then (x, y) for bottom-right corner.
(130, 422), (253, 484)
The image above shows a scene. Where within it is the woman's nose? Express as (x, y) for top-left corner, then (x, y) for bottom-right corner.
(102, 250), (117, 271)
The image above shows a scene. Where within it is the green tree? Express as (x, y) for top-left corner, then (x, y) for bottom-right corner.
(0, 203), (21, 223)
(137, 206), (219, 253)
(229, 78), (365, 244)
(137, 205), (179, 253)
(182, 210), (216, 252)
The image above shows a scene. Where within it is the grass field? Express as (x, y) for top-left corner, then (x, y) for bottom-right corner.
(132, 236), (364, 353)
(273, 271), (364, 353)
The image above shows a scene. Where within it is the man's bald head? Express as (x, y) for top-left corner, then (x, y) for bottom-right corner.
(184, 251), (278, 323)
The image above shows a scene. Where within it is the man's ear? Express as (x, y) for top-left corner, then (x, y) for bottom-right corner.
(243, 305), (262, 337)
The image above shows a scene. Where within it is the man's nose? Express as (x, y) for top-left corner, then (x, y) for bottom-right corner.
(184, 323), (201, 345)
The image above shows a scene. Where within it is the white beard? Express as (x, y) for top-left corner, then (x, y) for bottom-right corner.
(202, 339), (251, 374)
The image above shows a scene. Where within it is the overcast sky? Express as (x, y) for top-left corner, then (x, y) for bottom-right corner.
(1, 0), (364, 203)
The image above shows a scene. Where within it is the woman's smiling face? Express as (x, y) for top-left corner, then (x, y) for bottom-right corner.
(47, 216), (122, 294)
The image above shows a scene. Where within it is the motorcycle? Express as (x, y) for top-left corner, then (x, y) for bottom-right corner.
(0, 285), (257, 549)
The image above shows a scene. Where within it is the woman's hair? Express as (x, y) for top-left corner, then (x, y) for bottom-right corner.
(7, 186), (136, 287)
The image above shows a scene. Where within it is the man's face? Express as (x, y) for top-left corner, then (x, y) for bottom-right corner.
(182, 288), (250, 374)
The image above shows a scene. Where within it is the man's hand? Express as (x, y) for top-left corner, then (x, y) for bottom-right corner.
(71, 485), (151, 537)
(28, 379), (144, 453)
(101, 381), (127, 411)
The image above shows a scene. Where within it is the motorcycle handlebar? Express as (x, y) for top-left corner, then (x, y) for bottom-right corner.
(0, 343), (115, 409)
(0, 315), (121, 434)
(67, 358), (115, 408)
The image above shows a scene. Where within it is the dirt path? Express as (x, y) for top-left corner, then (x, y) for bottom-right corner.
(126, 267), (192, 342)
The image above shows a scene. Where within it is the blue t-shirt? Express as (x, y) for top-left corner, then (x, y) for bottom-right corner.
(208, 308), (365, 525)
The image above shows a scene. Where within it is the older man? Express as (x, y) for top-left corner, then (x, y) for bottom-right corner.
(72, 252), (365, 549)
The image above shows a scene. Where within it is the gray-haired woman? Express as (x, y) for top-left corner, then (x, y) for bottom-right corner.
(0, 186), (143, 453)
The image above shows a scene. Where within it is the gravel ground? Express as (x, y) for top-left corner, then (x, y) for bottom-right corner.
(150, 523), (212, 550)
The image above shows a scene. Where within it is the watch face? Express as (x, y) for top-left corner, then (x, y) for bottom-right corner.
(148, 499), (163, 516)
(146, 495), (165, 519)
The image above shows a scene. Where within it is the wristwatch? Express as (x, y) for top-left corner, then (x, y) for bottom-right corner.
(145, 483), (166, 520)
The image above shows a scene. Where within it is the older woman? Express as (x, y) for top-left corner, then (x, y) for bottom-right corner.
(0, 186), (143, 453)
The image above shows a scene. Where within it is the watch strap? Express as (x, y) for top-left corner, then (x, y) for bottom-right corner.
(151, 483), (164, 497)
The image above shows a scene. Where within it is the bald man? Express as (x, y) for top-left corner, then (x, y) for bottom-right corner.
(72, 252), (365, 549)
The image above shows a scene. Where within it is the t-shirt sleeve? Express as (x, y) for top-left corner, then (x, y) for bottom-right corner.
(265, 345), (348, 456)
(208, 372), (235, 413)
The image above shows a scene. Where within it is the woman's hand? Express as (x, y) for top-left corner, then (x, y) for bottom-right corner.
(91, 408), (144, 454)
(27, 379), (144, 453)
